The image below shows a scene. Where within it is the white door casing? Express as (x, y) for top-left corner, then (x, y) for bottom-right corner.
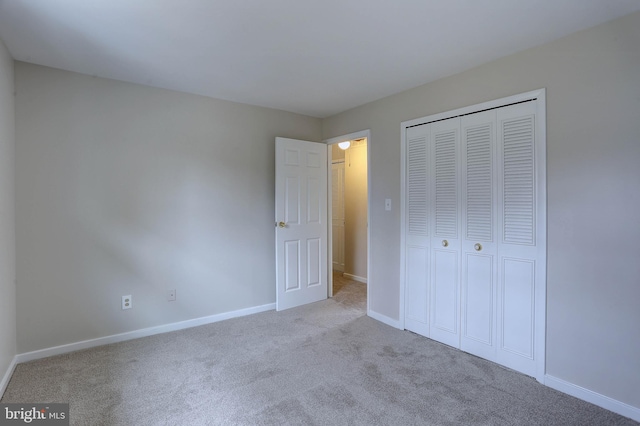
(275, 137), (328, 311)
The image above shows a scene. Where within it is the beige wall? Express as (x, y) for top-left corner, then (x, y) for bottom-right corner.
(323, 12), (640, 409)
(0, 37), (16, 386)
(344, 141), (368, 280)
(15, 63), (322, 353)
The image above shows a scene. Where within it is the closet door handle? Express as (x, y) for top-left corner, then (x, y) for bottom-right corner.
(474, 243), (482, 251)
(442, 240), (448, 247)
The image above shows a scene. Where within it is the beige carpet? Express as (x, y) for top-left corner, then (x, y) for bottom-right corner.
(2, 278), (636, 425)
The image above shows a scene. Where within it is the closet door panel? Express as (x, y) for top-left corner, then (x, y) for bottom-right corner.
(433, 128), (458, 239)
(429, 118), (461, 348)
(404, 126), (430, 336)
(496, 101), (539, 376)
(460, 111), (498, 360)
(501, 258), (534, 357)
(463, 254), (493, 343)
(406, 128), (429, 240)
(431, 248), (459, 346)
(405, 246), (429, 336)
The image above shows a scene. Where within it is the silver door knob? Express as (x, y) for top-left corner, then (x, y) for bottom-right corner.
(474, 243), (482, 251)
(442, 240), (448, 247)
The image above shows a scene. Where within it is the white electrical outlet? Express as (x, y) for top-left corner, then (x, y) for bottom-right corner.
(168, 289), (176, 302)
(122, 295), (132, 310)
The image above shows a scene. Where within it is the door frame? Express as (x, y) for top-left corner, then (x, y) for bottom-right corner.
(324, 129), (371, 315)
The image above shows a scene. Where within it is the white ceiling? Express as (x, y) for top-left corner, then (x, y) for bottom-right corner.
(1, 1), (639, 118)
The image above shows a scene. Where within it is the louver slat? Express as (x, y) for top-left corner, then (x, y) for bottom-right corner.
(435, 131), (457, 237)
(407, 135), (428, 236)
(466, 125), (492, 241)
(502, 116), (535, 245)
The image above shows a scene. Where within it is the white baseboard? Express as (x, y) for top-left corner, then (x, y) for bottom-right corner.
(545, 375), (640, 422)
(344, 273), (367, 284)
(16, 303), (276, 364)
(0, 356), (18, 398)
(368, 310), (402, 330)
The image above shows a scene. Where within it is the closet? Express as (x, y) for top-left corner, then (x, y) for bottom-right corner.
(402, 91), (546, 380)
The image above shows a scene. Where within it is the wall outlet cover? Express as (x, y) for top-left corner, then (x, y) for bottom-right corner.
(122, 295), (132, 310)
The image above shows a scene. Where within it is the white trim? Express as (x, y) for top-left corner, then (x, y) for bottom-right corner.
(324, 130), (370, 146)
(324, 129), (371, 317)
(545, 375), (640, 422)
(401, 89), (545, 128)
(399, 113), (407, 330)
(368, 310), (403, 330)
(534, 89), (547, 383)
(0, 356), (18, 398)
(15, 303), (275, 364)
(344, 273), (367, 284)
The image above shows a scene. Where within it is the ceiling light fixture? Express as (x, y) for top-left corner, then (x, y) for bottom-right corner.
(338, 141), (351, 150)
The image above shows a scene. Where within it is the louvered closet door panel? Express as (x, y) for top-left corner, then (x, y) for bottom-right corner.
(429, 117), (461, 348)
(405, 125), (430, 337)
(496, 101), (539, 377)
(460, 110), (498, 361)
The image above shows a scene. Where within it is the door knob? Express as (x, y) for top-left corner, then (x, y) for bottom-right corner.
(474, 243), (482, 251)
(277, 221), (286, 228)
(442, 240), (448, 247)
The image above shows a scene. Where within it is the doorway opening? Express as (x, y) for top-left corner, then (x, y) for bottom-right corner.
(325, 130), (370, 314)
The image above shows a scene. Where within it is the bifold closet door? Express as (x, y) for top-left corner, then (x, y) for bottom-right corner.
(404, 117), (462, 347)
(404, 125), (430, 337)
(460, 110), (498, 361)
(428, 117), (461, 348)
(496, 100), (540, 377)
(403, 96), (544, 379)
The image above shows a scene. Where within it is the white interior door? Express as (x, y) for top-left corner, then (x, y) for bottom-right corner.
(331, 162), (345, 272)
(275, 137), (328, 311)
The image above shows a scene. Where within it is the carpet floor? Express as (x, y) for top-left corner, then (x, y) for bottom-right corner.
(2, 276), (637, 425)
